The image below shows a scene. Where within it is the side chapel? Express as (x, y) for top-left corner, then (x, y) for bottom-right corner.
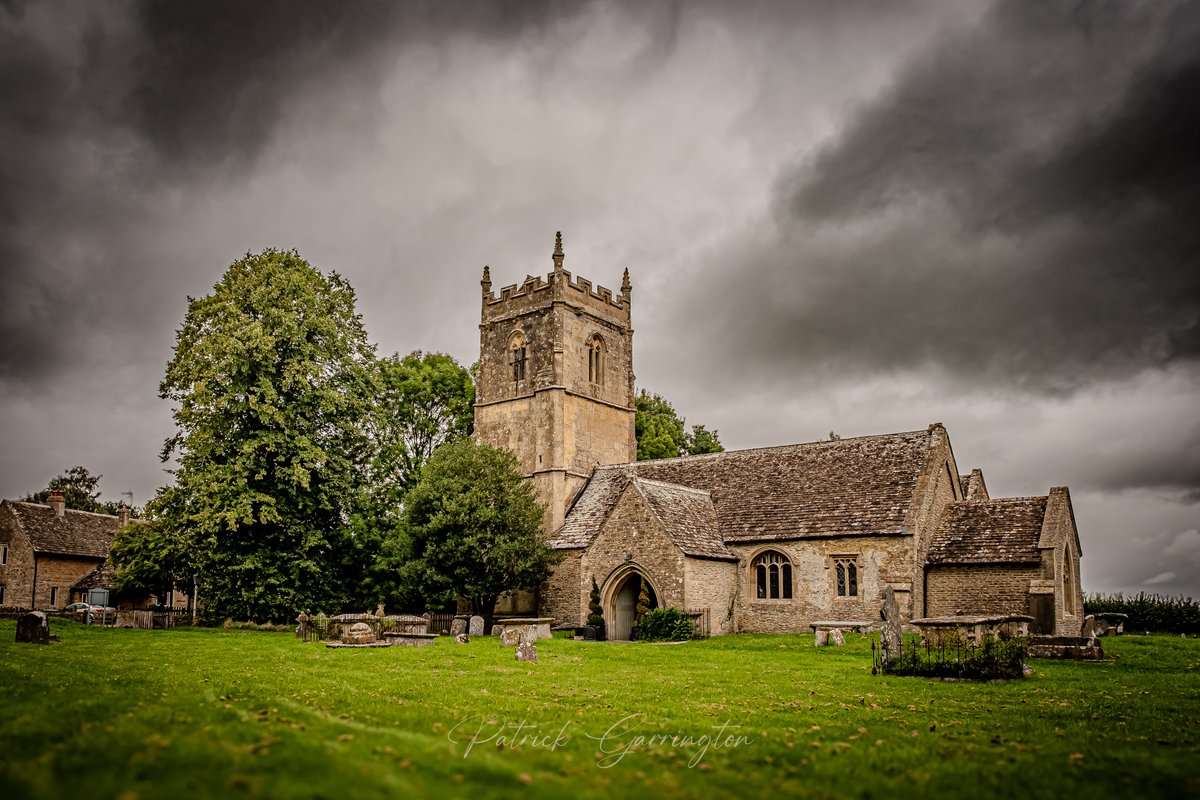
(475, 234), (1084, 638)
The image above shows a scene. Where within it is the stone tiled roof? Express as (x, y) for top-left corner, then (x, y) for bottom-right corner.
(633, 478), (736, 560)
(926, 496), (1048, 565)
(550, 429), (934, 549)
(2, 500), (121, 559)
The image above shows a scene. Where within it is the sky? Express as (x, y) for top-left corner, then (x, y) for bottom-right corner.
(2, 0), (1197, 598)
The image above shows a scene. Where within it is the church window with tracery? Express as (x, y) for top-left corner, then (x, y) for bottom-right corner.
(834, 556), (859, 597)
(587, 335), (604, 385)
(509, 333), (527, 384)
(753, 550), (793, 600)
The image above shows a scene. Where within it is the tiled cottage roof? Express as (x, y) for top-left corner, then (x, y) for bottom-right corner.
(550, 429), (933, 549)
(2, 500), (122, 559)
(926, 496), (1048, 565)
(72, 560), (115, 591)
(633, 478), (736, 560)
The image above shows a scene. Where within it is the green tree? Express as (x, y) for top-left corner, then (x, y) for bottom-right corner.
(159, 249), (375, 623)
(588, 576), (605, 627)
(110, 487), (193, 604)
(23, 466), (133, 514)
(635, 390), (724, 460)
(401, 439), (557, 628)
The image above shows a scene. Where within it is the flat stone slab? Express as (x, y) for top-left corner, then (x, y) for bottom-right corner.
(912, 614), (1034, 626)
(495, 617), (553, 641)
(382, 633), (438, 647)
(325, 641), (393, 649)
(810, 620), (873, 631)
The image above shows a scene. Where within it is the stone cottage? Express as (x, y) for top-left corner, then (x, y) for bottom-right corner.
(475, 234), (1085, 637)
(0, 492), (127, 610)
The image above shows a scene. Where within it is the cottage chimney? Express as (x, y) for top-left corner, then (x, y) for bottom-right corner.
(48, 490), (65, 518)
(116, 506), (131, 528)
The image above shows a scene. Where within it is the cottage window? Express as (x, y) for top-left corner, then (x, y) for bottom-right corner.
(49, 586), (58, 607)
(752, 551), (793, 600)
(0, 585), (5, 605)
(1, 544), (6, 565)
(834, 557), (859, 597)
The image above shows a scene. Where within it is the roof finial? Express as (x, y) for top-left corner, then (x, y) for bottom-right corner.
(552, 231), (564, 272)
(481, 265), (492, 296)
(621, 267), (632, 297)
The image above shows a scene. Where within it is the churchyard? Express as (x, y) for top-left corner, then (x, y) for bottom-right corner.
(1, 620), (1196, 799)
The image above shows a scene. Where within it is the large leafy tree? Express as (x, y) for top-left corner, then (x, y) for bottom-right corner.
(362, 350), (474, 517)
(159, 249), (375, 622)
(110, 487), (194, 603)
(635, 390), (724, 460)
(400, 439), (558, 628)
(23, 466), (133, 515)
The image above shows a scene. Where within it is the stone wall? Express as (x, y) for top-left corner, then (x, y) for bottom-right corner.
(0, 506), (34, 609)
(541, 548), (582, 626)
(924, 563), (1040, 619)
(683, 556), (737, 636)
(32, 555), (103, 609)
(902, 424), (963, 621)
(728, 536), (913, 633)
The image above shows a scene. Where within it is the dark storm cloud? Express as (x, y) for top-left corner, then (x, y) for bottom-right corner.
(0, 0), (614, 385)
(690, 0), (1200, 394)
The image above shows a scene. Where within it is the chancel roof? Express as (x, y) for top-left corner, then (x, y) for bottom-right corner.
(550, 429), (935, 551)
(926, 496), (1048, 565)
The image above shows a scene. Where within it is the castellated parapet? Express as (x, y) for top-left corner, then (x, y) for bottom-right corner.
(475, 233), (637, 541)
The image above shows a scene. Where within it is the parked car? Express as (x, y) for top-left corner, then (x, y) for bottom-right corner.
(64, 602), (92, 615)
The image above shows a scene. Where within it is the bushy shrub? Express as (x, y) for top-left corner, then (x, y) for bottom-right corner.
(1085, 593), (1200, 635)
(587, 577), (605, 627)
(638, 607), (693, 642)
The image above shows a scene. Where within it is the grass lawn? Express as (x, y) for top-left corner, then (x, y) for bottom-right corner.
(1, 621), (1197, 799)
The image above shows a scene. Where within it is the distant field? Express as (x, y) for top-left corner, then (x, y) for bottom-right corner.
(1, 621), (1196, 799)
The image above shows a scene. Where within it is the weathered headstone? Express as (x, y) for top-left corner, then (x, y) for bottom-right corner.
(879, 586), (902, 666)
(814, 629), (829, 647)
(500, 628), (522, 647)
(523, 625), (539, 645)
(455, 633), (470, 644)
(829, 628), (846, 646)
(491, 624), (503, 637)
(468, 615), (485, 637)
(16, 611), (51, 644)
(295, 612), (310, 640)
(515, 641), (538, 663)
(1080, 614), (1097, 639)
(450, 617), (468, 636)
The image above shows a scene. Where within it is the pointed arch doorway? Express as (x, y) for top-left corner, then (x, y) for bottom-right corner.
(603, 566), (659, 641)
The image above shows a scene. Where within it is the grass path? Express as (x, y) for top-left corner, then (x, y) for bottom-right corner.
(1, 621), (1196, 799)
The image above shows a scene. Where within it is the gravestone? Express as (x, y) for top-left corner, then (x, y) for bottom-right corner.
(468, 615), (485, 637)
(16, 611), (50, 644)
(814, 629), (829, 647)
(830, 628), (846, 646)
(879, 586), (902, 666)
(523, 625), (539, 645)
(450, 617), (468, 636)
(455, 633), (470, 644)
(515, 641), (538, 663)
(501, 628), (522, 647)
(295, 612), (310, 640)
(1080, 614), (1098, 639)
(491, 624), (503, 637)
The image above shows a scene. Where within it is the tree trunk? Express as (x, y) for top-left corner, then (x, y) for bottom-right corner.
(472, 596), (498, 632)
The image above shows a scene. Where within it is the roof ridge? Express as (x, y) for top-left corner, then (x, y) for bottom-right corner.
(600, 427), (932, 468)
(633, 476), (713, 497)
(6, 499), (124, 520)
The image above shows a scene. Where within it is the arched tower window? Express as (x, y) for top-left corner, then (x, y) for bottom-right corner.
(752, 550), (793, 600)
(509, 332), (527, 384)
(587, 334), (604, 385)
(1063, 545), (1075, 615)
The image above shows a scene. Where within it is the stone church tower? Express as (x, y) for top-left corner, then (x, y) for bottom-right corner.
(475, 232), (636, 534)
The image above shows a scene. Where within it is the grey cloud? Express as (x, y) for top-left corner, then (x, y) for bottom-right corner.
(679, 0), (1200, 395)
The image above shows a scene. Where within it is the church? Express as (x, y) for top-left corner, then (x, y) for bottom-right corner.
(474, 234), (1084, 639)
